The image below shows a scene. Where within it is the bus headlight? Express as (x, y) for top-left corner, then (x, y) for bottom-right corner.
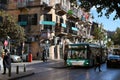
(86, 62), (89, 64)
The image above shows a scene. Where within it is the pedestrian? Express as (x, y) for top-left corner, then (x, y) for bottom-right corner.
(64, 52), (67, 65)
(94, 54), (102, 72)
(2, 49), (11, 75)
(42, 49), (46, 62)
(36, 52), (39, 59)
(64, 45), (68, 66)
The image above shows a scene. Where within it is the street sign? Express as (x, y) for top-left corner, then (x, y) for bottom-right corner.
(4, 40), (8, 46)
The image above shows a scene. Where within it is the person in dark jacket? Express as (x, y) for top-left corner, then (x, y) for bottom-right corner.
(2, 49), (11, 75)
(94, 54), (102, 72)
(42, 49), (47, 62)
(64, 52), (67, 65)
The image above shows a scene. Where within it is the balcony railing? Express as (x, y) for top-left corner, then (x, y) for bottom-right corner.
(27, 0), (42, 8)
(55, 23), (67, 35)
(16, 0), (51, 8)
(17, 1), (27, 8)
(71, 7), (78, 17)
(55, 0), (70, 16)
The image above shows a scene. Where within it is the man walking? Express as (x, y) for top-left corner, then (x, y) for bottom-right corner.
(94, 54), (102, 72)
(42, 49), (47, 62)
(2, 49), (11, 75)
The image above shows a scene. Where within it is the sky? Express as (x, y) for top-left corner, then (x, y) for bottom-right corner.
(90, 6), (120, 31)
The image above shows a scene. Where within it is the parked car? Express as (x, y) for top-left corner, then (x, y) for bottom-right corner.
(107, 54), (120, 68)
(10, 55), (22, 63)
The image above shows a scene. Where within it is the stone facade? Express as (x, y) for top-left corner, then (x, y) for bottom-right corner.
(6, 0), (93, 60)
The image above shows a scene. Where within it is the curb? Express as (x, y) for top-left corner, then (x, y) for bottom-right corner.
(8, 72), (35, 80)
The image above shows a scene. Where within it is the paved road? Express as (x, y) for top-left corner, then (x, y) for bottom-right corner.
(15, 60), (120, 80)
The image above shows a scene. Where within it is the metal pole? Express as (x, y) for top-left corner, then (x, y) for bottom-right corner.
(8, 67), (11, 77)
(16, 65), (19, 74)
(23, 64), (26, 72)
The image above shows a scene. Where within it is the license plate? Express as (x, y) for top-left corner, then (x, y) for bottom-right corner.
(72, 61), (84, 65)
(111, 60), (116, 62)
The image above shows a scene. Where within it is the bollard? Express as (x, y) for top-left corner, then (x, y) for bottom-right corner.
(16, 65), (19, 74)
(23, 64), (26, 72)
(8, 67), (11, 77)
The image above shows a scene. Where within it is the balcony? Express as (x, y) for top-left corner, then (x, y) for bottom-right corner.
(68, 27), (78, 35)
(0, 3), (8, 10)
(16, 0), (27, 9)
(55, 23), (67, 37)
(67, 10), (79, 21)
(55, 4), (67, 16)
(26, 0), (44, 8)
(16, 0), (52, 10)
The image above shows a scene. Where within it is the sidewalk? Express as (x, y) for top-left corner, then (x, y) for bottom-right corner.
(0, 60), (43, 80)
(0, 60), (64, 80)
(0, 70), (34, 80)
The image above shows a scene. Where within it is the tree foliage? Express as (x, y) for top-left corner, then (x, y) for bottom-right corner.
(70, 0), (120, 20)
(85, 0), (120, 20)
(92, 23), (106, 50)
(106, 39), (113, 48)
(112, 27), (120, 45)
(0, 11), (25, 44)
(93, 24), (105, 41)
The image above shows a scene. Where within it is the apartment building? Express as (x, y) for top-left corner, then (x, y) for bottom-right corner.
(6, 0), (93, 60)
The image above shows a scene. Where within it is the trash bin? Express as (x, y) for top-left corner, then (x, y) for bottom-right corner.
(28, 53), (32, 62)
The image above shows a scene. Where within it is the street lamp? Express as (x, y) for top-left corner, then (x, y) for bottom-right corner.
(60, 41), (63, 58)
(45, 40), (49, 60)
(7, 36), (10, 52)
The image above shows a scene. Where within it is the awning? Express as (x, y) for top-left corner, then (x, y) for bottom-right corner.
(61, 23), (66, 28)
(18, 21), (27, 26)
(72, 27), (78, 31)
(40, 21), (56, 26)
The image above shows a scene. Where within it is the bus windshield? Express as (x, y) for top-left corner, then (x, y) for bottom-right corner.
(68, 46), (87, 59)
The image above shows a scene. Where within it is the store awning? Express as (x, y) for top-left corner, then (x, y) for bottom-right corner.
(18, 21), (27, 26)
(40, 21), (56, 26)
(72, 27), (78, 31)
(61, 23), (66, 28)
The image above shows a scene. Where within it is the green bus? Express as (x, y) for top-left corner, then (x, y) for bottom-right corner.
(66, 43), (107, 67)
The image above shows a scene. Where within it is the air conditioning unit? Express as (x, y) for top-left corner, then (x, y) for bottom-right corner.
(31, 37), (35, 42)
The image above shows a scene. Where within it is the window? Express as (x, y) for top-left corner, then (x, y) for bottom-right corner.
(0, 0), (8, 4)
(44, 25), (52, 30)
(18, 14), (37, 26)
(44, 14), (52, 30)
(60, 18), (63, 23)
(31, 14), (37, 25)
(56, 16), (58, 22)
(18, 14), (28, 26)
(44, 14), (52, 21)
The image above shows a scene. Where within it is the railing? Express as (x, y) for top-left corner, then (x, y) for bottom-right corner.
(71, 7), (78, 17)
(55, 1), (70, 13)
(16, 0), (51, 8)
(17, 1), (27, 8)
(27, 0), (41, 7)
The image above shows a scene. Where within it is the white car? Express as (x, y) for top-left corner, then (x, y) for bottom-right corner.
(10, 55), (22, 62)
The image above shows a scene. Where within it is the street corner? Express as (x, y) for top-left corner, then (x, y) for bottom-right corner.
(0, 70), (35, 80)
(8, 70), (35, 80)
